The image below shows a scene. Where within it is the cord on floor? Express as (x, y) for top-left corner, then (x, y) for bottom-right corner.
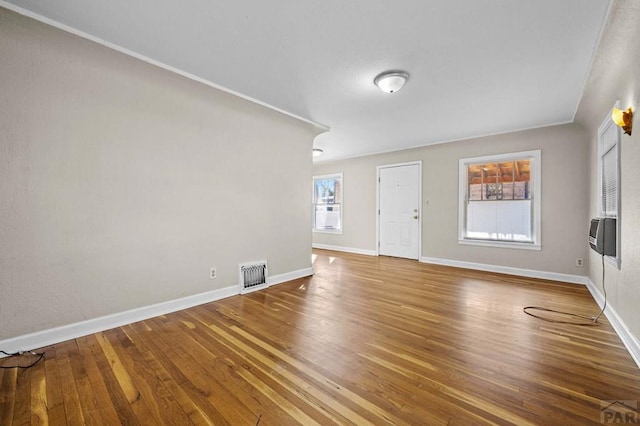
(0, 350), (45, 369)
(523, 254), (606, 326)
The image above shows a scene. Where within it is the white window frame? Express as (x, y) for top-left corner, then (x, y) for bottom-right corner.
(597, 104), (621, 268)
(458, 150), (541, 250)
(312, 173), (343, 234)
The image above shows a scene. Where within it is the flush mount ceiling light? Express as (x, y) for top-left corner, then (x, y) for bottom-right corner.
(312, 148), (324, 157)
(374, 71), (409, 93)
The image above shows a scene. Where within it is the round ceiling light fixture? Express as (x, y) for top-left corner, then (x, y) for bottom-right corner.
(312, 148), (324, 157)
(374, 70), (409, 93)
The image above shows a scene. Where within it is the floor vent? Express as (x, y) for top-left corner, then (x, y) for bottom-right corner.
(239, 261), (268, 294)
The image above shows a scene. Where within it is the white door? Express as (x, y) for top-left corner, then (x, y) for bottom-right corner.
(378, 163), (421, 259)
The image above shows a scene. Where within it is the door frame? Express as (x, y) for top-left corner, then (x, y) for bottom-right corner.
(376, 161), (423, 259)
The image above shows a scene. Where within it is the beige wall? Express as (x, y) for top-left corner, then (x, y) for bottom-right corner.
(575, 0), (640, 341)
(314, 123), (590, 276)
(0, 8), (320, 340)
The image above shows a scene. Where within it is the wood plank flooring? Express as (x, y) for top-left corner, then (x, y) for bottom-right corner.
(1, 249), (639, 425)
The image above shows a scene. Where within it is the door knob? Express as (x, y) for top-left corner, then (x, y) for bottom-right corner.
(413, 215), (419, 220)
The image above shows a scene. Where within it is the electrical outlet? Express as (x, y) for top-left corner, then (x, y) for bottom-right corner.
(576, 258), (584, 267)
(210, 267), (217, 279)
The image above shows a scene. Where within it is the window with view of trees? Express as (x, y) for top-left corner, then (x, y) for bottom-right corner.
(459, 151), (541, 249)
(313, 173), (342, 233)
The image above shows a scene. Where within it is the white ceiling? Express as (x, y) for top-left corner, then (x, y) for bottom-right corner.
(4, 0), (611, 162)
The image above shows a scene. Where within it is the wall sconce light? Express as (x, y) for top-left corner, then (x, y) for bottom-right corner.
(312, 148), (324, 157)
(612, 106), (633, 136)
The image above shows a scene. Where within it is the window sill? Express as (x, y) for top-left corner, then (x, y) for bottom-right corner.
(313, 229), (343, 235)
(604, 255), (621, 269)
(458, 238), (541, 251)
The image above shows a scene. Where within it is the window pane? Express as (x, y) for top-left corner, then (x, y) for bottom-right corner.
(513, 181), (530, 200)
(602, 147), (618, 216)
(468, 164), (483, 201)
(314, 204), (341, 230)
(596, 113), (620, 263)
(498, 161), (515, 183)
(502, 182), (514, 199)
(483, 163), (497, 182)
(467, 159), (531, 202)
(485, 182), (502, 200)
(313, 174), (343, 232)
(468, 164), (483, 184)
(469, 184), (482, 201)
(315, 179), (337, 203)
(460, 153), (537, 245)
(467, 200), (532, 241)
(514, 159), (531, 182)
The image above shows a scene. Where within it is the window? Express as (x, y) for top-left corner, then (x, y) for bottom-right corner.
(458, 150), (541, 249)
(598, 106), (621, 266)
(313, 173), (342, 233)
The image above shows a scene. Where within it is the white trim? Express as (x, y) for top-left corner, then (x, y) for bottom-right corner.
(458, 150), (541, 249)
(585, 278), (640, 370)
(238, 284), (268, 295)
(267, 267), (314, 286)
(458, 239), (541, 251)
(0, 1), (328, 132)
(0, 267), (313, 356)
(313, 172), (343, 180)
(376, 161), (422, 259)
(420, 256), (587, 285)
(312, 243), (377, 256)
(0, 285), (237, 356)
(312, 229), (343, 235)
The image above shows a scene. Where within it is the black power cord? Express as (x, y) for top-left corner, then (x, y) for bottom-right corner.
(0, 350), (45, 369)
(523, 254), (607, 326)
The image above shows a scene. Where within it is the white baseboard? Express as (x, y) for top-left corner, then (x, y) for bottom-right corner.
(585, 278), (640, 370)
(420, 256), (588, 285)
(0, 267), (314, 356)
(0, 285), (238, 356)
(312, 243), (377, 256)
(267, 267), (314, 286)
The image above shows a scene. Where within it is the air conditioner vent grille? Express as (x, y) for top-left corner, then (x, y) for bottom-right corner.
(239, 261), (268, 294)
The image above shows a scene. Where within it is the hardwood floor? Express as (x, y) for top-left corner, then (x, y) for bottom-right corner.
(1, 249), (639, 425)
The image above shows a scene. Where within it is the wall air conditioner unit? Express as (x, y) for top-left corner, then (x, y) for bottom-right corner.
(589, 218), (616, 256)
(239, 261), (268, 294)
